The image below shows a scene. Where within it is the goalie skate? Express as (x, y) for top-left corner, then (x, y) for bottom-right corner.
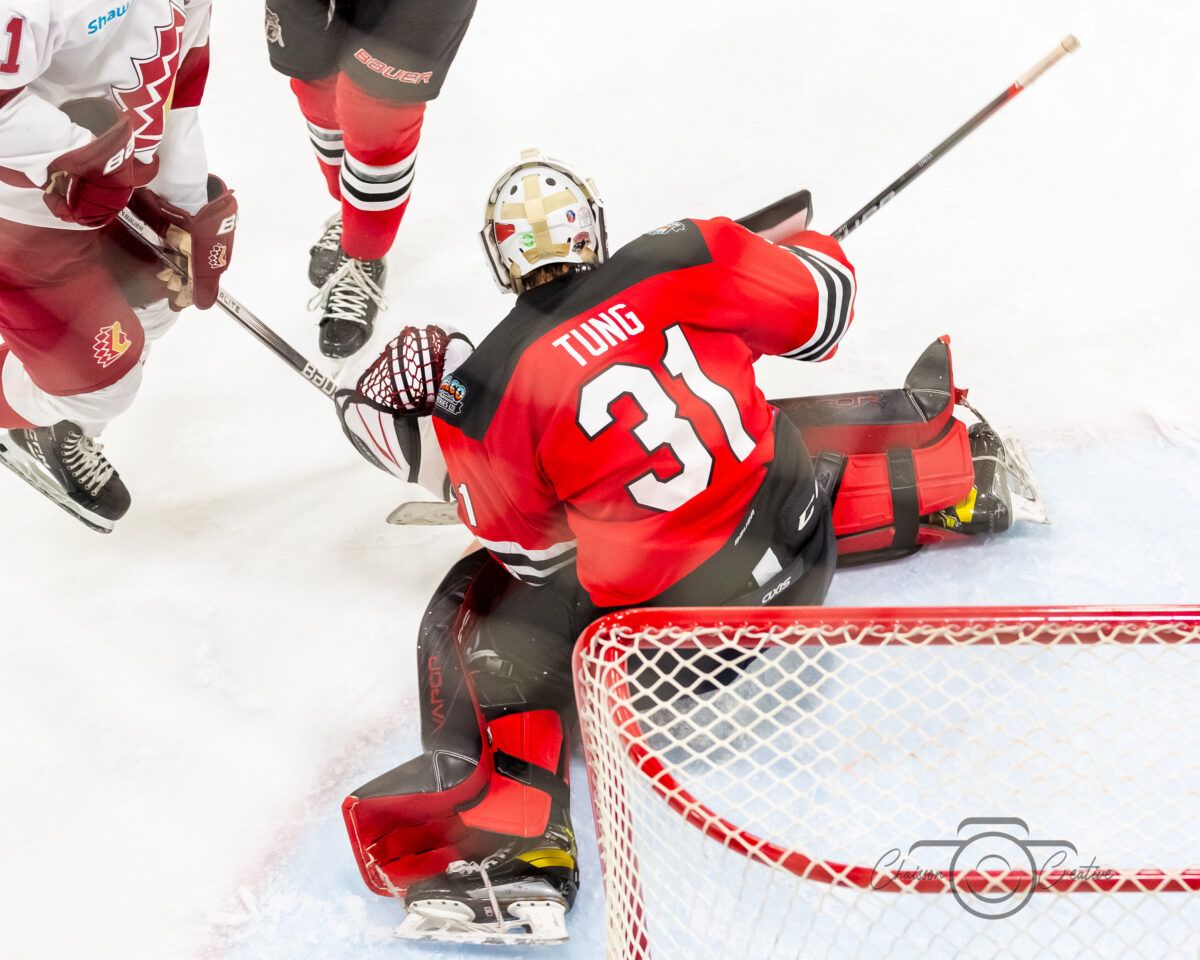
(398, 895), (568, 946)
(928, 417), (1049, 535)
(398, 817), (578, 947)
(998, 430), (1050, 524)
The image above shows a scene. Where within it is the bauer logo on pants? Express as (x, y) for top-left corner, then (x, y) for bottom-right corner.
(93, 320), (132, 368)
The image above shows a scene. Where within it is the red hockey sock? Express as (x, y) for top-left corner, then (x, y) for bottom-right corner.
(291, 76), (343, 202)
(0, 346), (36, 429)
(336, 75), (425, 261)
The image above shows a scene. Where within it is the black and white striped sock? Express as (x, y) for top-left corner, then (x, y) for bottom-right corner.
(340, 147), (418, 213)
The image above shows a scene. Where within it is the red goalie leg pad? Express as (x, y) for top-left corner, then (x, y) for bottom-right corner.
(775, 337), (976, 559)
(460, 710), (567, 838)
(831, 418), (975, 557)
(342, 750), (492, 897)
(336, 75), (425, 260)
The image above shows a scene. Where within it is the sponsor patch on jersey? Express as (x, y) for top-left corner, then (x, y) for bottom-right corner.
(264, 6), (285, 47)
(88, 3), (130, 36)
(93, 320), (132, 368)
(646, 221), (686, 236)
(436, 376), (466, 417)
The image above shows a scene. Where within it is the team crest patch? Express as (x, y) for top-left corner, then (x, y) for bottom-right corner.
(207, 243), (228, 270)
(646, 221), (686, 236)
(436, 376), (466, 416)
(265, 6), (285, 46)
(94, 320), (132, 368)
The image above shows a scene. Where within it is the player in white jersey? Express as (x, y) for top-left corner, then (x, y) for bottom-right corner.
(0, 0), (237, 532)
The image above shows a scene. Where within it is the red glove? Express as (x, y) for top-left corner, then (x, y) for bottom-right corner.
(42, 98), (140, 228)
(130, 175), (238, 310)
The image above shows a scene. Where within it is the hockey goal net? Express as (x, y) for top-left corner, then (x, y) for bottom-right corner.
(573, 607), (1200, 959)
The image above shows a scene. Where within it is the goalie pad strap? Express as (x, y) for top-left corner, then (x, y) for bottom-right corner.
(886, 448), (920, 548)
(493, 751), (571, 811)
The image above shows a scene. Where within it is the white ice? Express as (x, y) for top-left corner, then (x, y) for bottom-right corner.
(1, 1), (1198, 959)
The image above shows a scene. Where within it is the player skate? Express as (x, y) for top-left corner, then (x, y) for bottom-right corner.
(0, 422), (130, 533)
(308, 252), (388, 360)
(307, 212), (345, 288)
(399, 803), (578, 946)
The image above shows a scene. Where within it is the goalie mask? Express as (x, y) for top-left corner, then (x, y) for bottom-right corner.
(480, 149), (608, 294)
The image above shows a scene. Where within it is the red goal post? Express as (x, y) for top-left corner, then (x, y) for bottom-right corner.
(573, 606), (1200, 960)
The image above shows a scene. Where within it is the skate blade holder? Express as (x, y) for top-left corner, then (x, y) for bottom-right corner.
(999, 432), (1051, 525)
(0, 437), (114, 534)
(397, 899), (569, 946)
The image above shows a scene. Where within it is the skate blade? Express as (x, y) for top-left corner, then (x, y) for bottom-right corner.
(0, 439), (113, 534)
(386, 500), (460, 526)
(397, 899), (568, 946)
(999, 433), (1050, 525)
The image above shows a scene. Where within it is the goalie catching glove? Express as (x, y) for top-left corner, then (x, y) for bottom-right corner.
(129, 176), (238, 310)
(335, 324), (473, 490)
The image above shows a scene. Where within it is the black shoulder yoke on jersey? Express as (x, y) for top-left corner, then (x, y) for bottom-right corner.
(435, 220), (713, 442)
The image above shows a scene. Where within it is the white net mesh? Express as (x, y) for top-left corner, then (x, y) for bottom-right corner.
(573, 608), (1200, 959)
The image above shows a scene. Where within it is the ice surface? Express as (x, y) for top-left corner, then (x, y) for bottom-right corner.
(1, 1), (1198, 959)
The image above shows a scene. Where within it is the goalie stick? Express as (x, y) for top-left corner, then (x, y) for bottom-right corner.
(389, 36), (1081, 528)
(831, 35), (1080, 240)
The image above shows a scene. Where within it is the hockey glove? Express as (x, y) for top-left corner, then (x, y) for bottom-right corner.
(334, 325), (472, 483)
(130, 176), (238, 310)
(42, 98), (148, 229)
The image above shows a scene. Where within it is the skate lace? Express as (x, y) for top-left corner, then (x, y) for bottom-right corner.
(60, 432), (114, 495)
(447, 851), (509, 933)
(312, 213), (343, 253)
(307, 257), (387, 326)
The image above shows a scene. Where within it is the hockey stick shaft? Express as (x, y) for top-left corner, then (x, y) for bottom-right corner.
(831, 35), (1080, 242)
(116, 209), (339, 400)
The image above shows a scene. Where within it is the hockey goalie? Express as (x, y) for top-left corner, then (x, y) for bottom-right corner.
(332, 150), (1045, 944)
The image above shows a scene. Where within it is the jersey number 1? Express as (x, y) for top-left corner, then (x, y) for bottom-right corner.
(1, 17), (23, 75)
(578, 325), (755, 512)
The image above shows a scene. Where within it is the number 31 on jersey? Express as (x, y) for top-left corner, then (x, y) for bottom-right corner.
(577, 324), (756, 512)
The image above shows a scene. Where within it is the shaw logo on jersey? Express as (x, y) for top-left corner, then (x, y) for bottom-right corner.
(111, 2), (186, 161)
(93, 320), (132, 368)
(88, 3), (130, 35)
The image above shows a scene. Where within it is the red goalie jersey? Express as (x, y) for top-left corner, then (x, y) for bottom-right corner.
(432, 217), (856, 608)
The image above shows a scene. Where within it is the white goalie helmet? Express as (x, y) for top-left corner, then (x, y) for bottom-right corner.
(480, 148), (608, 294)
